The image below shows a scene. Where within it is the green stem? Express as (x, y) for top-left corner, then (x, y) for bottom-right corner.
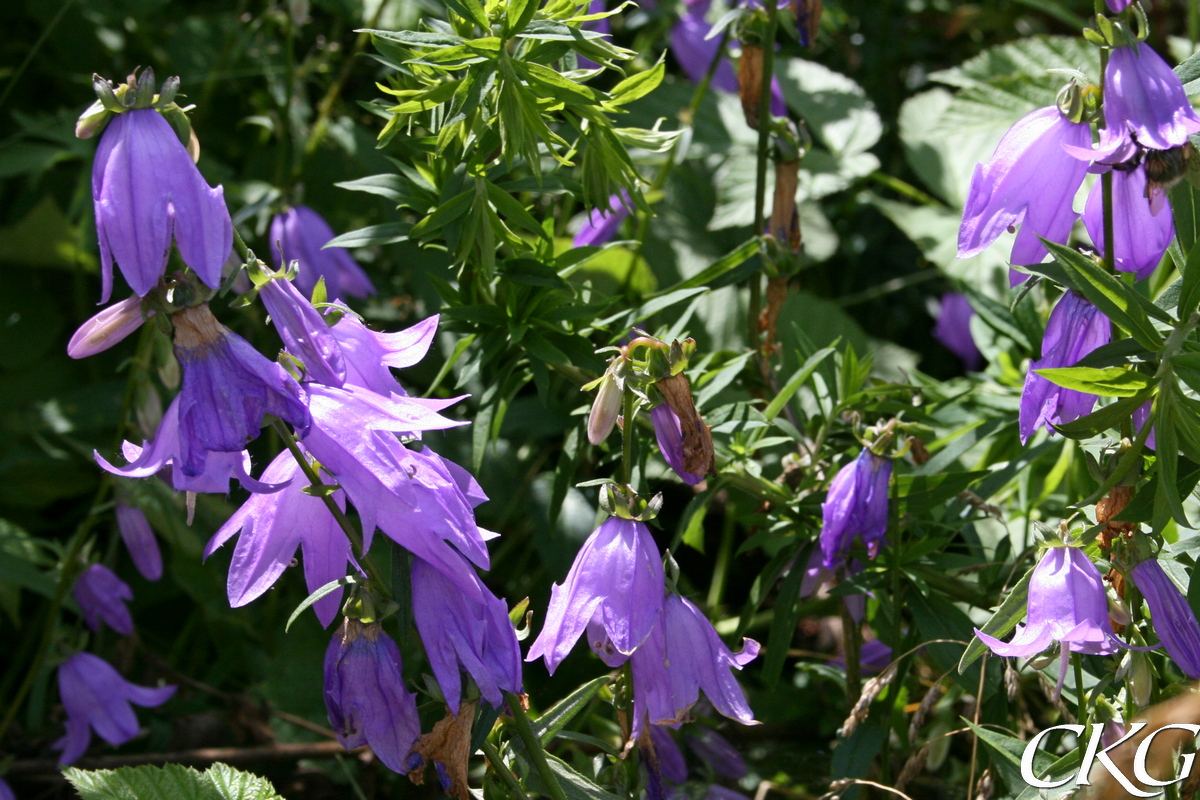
(749, 8), (779, 353)
(1073, 652), (1089, 759)
(482, 739), (526, 799)
(506, 693), (569, 800)
(841, 595), (862, 706)
(621, 386), (635, 487)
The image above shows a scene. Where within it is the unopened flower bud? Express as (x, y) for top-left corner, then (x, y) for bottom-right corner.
(587, 374), (622, 445)
(738, 44), (765, 130)
(67, 296), (151, 359)
(1127, 651), (1152, 707)
(75, 100), (112, 139)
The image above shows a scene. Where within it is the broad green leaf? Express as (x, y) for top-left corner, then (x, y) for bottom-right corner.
(504, 0), (540, 37)
(1033, 366), (1154, 397)
(764, 345), (837, 420)
(486, 181), (551, 240)
(532, 675), (610, 744)
(385, 80), (462, 112)
(443, 0), (490, 30)
(777, 59), (882, 156)
(1052, 393), (1152, 439)
(410, 189), (475, 239)
(333, 174), (411, 202)
(608, 58), (665, 107)
(652, 238), (759, 296)
(323, 223), (410, 248)
(64, 763), (283, 800)
(959, 566), (1032, 672)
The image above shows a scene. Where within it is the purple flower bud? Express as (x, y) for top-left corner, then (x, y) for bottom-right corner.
(324, 619), (420, 773)
(933, 292), (983, 371)
(527, 517), (665, 674)
(204, 447), (355, 628)
(574, 192), (632, 247)
(53, 651), (176, 766)
(630, 593), (759, 739)
(1083, 166), (1173, 280)
(587, 375), (623, 445)
(819, 448), (891, 570)
(957, 106), (1092, 270)
(1019, 291), (1110, 443)
(1133, 558), (1200, 679)
(270, 206), (375, 302)
(172, 303), (311, 475)
(649, 725), (688, 784)
(411, 556), (523, 711)
(115, 502), (162, 581)
(0, 777), (13, 800)
(799, 550), (866, 621)
(685, 727), (746, 780)
(652, 405), (706, 485)
(259, 276), (347, 387)
(92, 108), (232, 303)
(827, 638), (893, 676)
(73, 564), (134, 635)
(67, 296), (151, 359)
(1105, 0), (1133, 9)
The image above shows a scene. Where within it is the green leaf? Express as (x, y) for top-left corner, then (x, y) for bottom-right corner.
(410, 189), (475, 239)
(531, 676), (610, 744)
(486, 182), (551, 240)
(442, 0), (490, 30)
(1153, 382), (1190, 530)
(678, 492), (710, 553)
(965, 720), (1056, 795)
(1179, 236), (1200, 319)
(504, 0), (541, 37)
(323, 223), (410, 248)
(607, 58), (665, 107)
(1051, 393), (1152, 439)
(64, 763), (284, 800)
(762, 550), (807, 689)
(958, 281), (1034, 352)
(959, 566), (1032, 673)
(764, 345), (837, 421)
(1033, 365), (1154, 397)
(652, 238), (760, 296)
(285, 575), (359, 632)
(386, 80), (462, 111)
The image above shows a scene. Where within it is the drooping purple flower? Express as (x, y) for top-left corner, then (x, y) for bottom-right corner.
(96, 395), (284, 495)
(53, 652), (176, 766)
(827, 638), (893, 676)
(630, 593), (759, 739)
(799, 549), (865, 621)
(671, 10), (739, 93)
(685, 727), (746, 780)
(574, 191), (632, 247)
(1082, 42), (1200, 163)
(1105, 0), (1134, 10)
(259, 276), (346, 387)
(1019, 291), (1110, 443)
(203, 447), (357, 628)
(172, 303), (311, 476)
(411, 556), (523, 711)
(819, 448), (891, 570)
(324, 619), (420, 773)
(652, 405), (706, 485)
(650, 725), (689, 784)
(526, 516), (665, 674)
(68, 296), (152, 359)
(0, 778), (13, 800)
(328, 311), (440, 398)
(1133, 558), (1200, 679)
(73, 564), (134, 636)
(933, 292), (983, 371)
(270, 206), (375, 302)
(115, 502), (162, 581)
(1083, 167), (1173, 280)
(975, 545), (1122, 694)
(92, 108), (232, 303)
(957, 106), (1092, 271)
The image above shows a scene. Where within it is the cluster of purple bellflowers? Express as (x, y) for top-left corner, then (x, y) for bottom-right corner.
(64, 72), (520, 772)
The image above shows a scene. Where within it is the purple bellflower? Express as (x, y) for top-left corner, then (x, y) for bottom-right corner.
(93, 108), (232, 303)
(799, 549), (865, 621)
(670, 9), (786, 117)
(328, 311), (440, 398)
(68, 296), (152, 359)
(574, 191), (632, 247)
(685, 727), (746, 780)
(54, 652), (176, 766)
(74, 564), (134, 636)
(933, 292), (983, 371)
(204, 447), (357, 628)
(324, 619), (420, 773)
(172, 303), (311, 476)
(828, 638), (893, 676)
(270, 206), (375, 301)
(629, 593), (759, 739)
(975, 545), (1123, 695)
(0, 778), (13, 800)
(652, 405), (706, 485)
(819, 448), (891, 570)
(1132, 558), (1200, 679)
(411, 556), (523, 711)
(96, 394), (284, 495)
(1019, 291), (1110, 443)
(1083, 166), (1173, 279)
(259, 276), (346, 387)
(115, 502), (162, 581)
(957, 106), (1092, 272)
(650, 726), (689, 784)
(526, 516), (665, 674)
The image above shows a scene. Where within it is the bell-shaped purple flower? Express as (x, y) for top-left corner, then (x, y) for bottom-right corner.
(115, 502), (162, 581)
(270, 206), (375, 302)
(259, 276), (346, 387)
(0, 778), (13, 800)
(652, 405), (706, 485)
(204, 447), (357, 627)
(1019, 291), (1111, 443)
(526, 516), (665, 674)
(819, 448), (891, 570)
(975, 545), (1122, 693)
(685, 727), (746, 780)
(629, 593), (759, 739)
(575, 191), (632, 247)
(1132, 558), (1200, 679)
(96, 395), (284, 495)
(1083, 166), (1173, 280)
(328, 311), (440, 398)
(1086, 42), (1200, 162)
(73, 564), (134, 636)
(172, 303), (311, 475)
(799, 550), (866, 621)
(650, 726), (689, 784)
(933, 292), (983, 371)
(411, 556), (523, 711)
(54, 651), (176, 766)
(670, 10), (786, 116)
(958, 106), (1092, 270)
(827, 638), (893, 676)
(92, 108), (232, 303)
(324, 619), (420, 773)
(68, 296), (152, 359)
